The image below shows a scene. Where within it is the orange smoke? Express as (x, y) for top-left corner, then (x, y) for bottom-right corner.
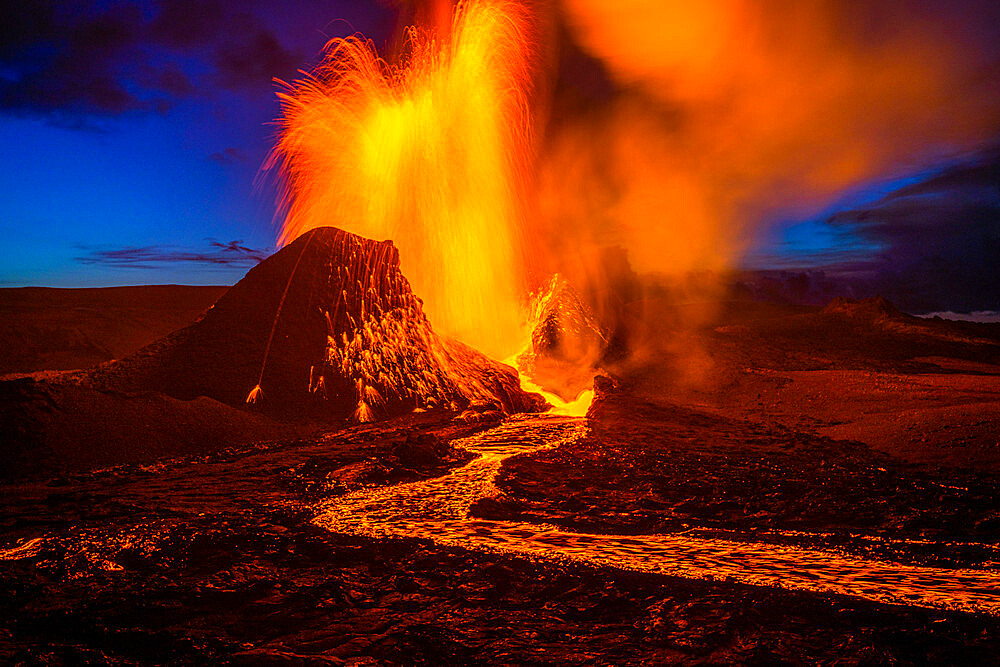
(539, 0), (1000, 291)
(271, 0), (534, 360)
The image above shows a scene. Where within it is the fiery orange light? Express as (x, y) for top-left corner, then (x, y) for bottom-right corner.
(271, 0), (535, 361)
(543, 0), (1000, 285)
(271, 0), (1000, 401)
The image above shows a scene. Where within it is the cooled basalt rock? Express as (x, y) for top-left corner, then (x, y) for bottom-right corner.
(821, 296), (904, 321)
(90, 227), (545, 421)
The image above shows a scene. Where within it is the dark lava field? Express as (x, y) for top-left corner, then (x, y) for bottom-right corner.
(3, 283), (1000, 664)
(2, 401), (998, 665)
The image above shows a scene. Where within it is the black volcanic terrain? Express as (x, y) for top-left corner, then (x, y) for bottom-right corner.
(2, 244), (1000, 663)
(0, 285), (228, 375)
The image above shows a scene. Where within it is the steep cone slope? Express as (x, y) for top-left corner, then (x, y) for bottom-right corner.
(91, 227), (545, 420)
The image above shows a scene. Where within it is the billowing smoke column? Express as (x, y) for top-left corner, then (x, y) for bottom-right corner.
(538, 0), (1000, 295)
(271, 0), (534, 362)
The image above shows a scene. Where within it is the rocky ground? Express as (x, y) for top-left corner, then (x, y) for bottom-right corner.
(3, 289), (1000, 663)
(3, 403), (999, 664)
(0, 286), (227, 376)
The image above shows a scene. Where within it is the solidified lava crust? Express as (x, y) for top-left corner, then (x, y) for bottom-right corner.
(2, 396), (1000, 663)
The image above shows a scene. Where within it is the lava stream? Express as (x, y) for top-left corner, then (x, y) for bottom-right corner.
(314, 415), (1000, 615)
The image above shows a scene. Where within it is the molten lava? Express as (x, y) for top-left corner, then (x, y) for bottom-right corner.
(271, 0), (534, 362)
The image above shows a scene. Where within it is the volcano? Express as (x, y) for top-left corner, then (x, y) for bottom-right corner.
(89, 227), (545, 421)
(4, 275), (1000, 662)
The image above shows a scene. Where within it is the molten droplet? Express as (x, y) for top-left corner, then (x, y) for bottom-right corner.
(245, 384), (263, 405)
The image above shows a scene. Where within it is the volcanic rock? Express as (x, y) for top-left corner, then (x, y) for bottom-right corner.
(389, 433), (452, 467)
(518, 274), (608, 401)
(821, 295), (905, 321)
(89, 227), (545, 421)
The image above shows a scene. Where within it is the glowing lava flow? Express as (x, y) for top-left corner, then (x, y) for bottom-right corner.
(315, 415), (1000, 615)
(271, 0), (534, 361)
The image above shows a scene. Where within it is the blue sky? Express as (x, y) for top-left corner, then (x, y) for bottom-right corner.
(0, 0), (394, 286)
(0, 110), (273, 285)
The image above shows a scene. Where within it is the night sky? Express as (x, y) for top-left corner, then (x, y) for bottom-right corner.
(1, 0), (396, 286)
(1, 0), (999, 314)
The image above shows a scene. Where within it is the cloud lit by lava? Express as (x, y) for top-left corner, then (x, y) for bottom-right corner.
(271, 0), (1000, 372)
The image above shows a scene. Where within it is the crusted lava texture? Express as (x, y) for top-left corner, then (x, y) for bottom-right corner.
(90, 227), (545, 421)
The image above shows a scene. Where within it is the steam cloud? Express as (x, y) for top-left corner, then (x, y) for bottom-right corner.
(534, 0), (1000, 302)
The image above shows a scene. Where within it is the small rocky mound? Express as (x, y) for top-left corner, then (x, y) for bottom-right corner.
(90, 227), (544, 421)
(821, 296), (906, 321)
(518, 275), (608, 401)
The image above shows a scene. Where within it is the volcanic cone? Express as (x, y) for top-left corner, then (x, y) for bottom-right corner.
(90, 227), (545, 420)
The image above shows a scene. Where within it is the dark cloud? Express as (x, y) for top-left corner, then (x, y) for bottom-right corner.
(150, 0), (228, 48)
(214, 30), (302, 90)
(827, 148), (1000, 312)
(208, 147), (250, 165)
(0, 2), (150, 115)
(746, 147), (1000, 313)
(78, 239), (271, 268)
(0, 0), (310, 119)
(0, 1), (56, 60)
(146, 64), (196, 97)
(884, 150), (1000, 200)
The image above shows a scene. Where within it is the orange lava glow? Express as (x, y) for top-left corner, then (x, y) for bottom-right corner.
(272, 0), (1000, 397)
(271, 0), (534, 361)
(316, 415), (1000, 615)
(541, 0), (1000, 288)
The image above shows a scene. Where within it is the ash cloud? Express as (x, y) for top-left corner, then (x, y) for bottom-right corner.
(536, 0), (1000, 302)
(78, 240), (271, 269)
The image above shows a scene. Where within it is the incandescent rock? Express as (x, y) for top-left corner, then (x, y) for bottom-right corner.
(518, 274), (608, 401)
(90, 227), (545, 421)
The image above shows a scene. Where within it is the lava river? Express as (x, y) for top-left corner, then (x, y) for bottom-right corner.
(314, 414), (1000, 615)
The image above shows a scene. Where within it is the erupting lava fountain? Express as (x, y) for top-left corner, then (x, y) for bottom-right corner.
(270, 0), (535, 365)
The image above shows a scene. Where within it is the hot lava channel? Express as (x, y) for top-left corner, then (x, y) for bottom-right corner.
(314, 414), (1000, 615)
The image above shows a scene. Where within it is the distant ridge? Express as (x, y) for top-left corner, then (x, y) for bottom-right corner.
(821, 296), (906, 321)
